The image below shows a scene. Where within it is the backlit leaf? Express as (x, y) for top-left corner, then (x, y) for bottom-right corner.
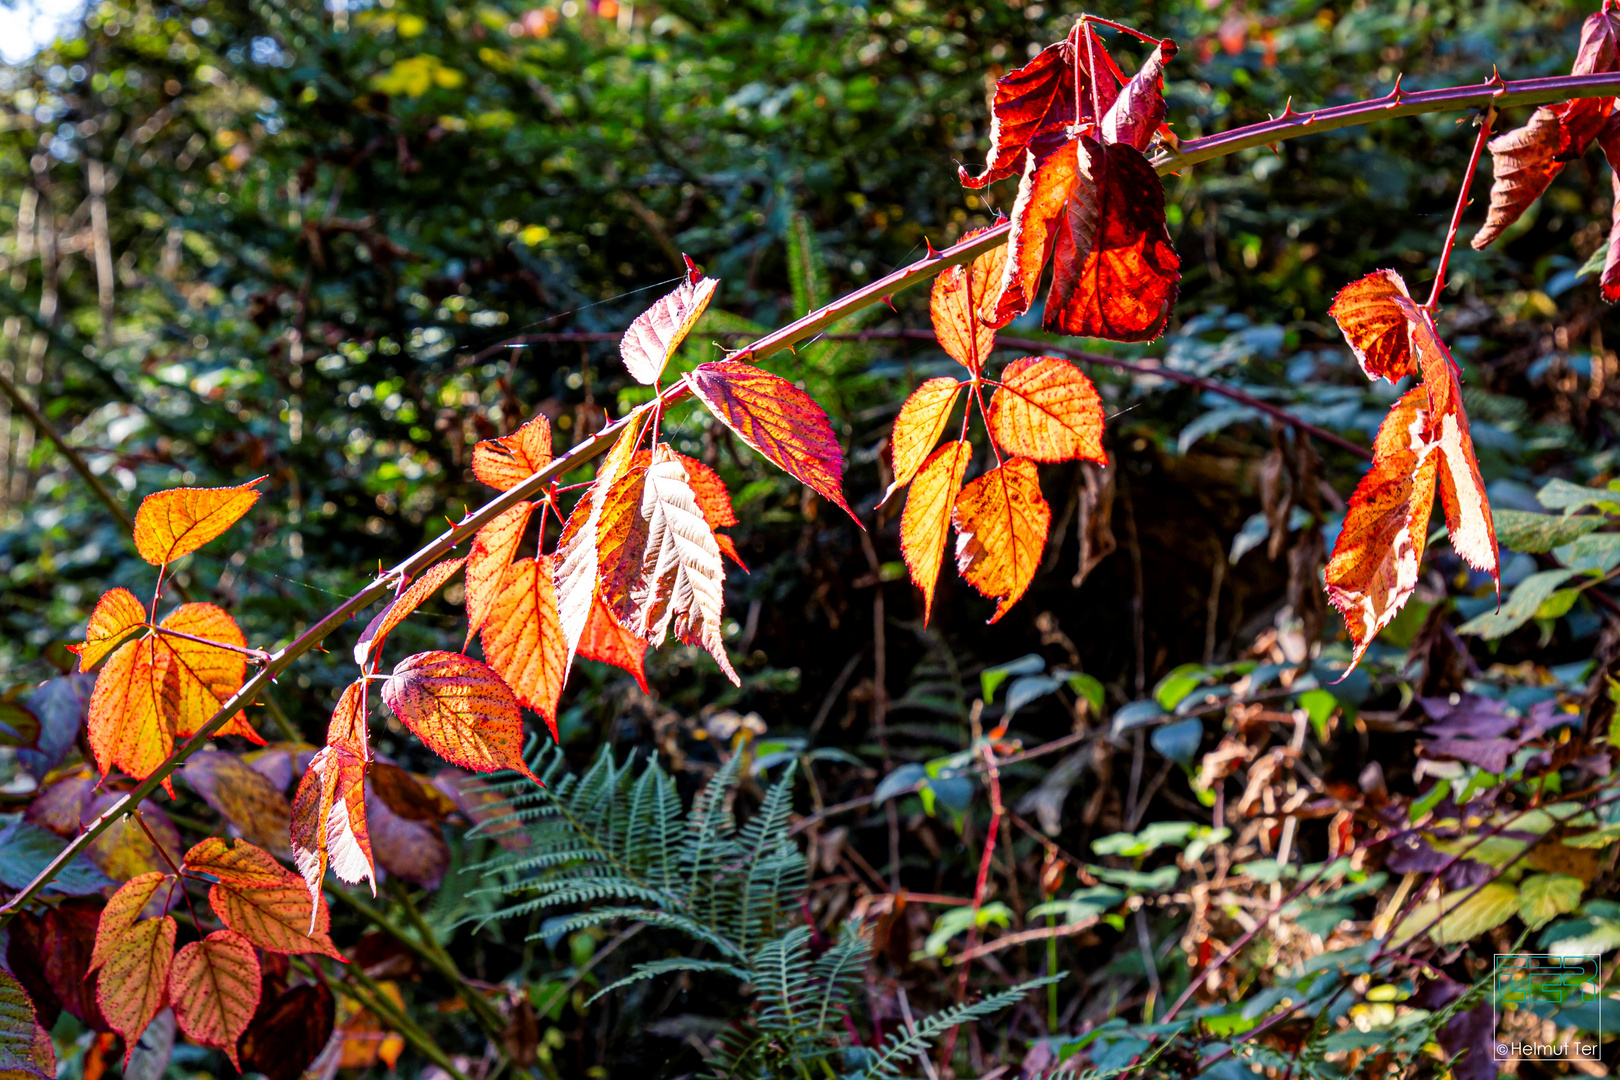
(479, 555), (567, 738)
(180, 751), (293, 859)
(576, 590), (649, 692)
(290, 741), (373, 905)
(1548, 8), (1620, 157)
(464, 502), (536, 647)
(183, 838), (343, 960)
(683, 360), (855, 521)
(326, 679), (370, 750)
(953, 457), (1051, 623)
(620, 257), (719, 385)
(958, 23), (1118, 189)
(900, 441), (972, 625)
(70, 588), (148, 672)
(1325, 388), (1440, 669)
(169, 930), (260, 1070)
(87, 638), (171, 793)
(929, 227), (1006, 373)
(1473, 109), (1565, 251)
(884, 379), (964, 503)
(93, 914), (174, 1055)
(153, 603), (258, 743)
(132, 478), (264, 566)
(554, 418), (646, 677)
(471, 415), (553, 492)
(597, 446), (738, 684)
(985, 356), (1106, 463)
(672, 452), (738, 528)
(380, 651), (541, 781)
(1599, 115), (1620, 304)
(1393, 882), (1518, 946)
(1100, 38), (1176, 152)
(1328, 269), (1420, 383)
(91, 873), (173, 973)
(353, 557), (466, 668)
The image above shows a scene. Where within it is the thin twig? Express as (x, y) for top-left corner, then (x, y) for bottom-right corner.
(951, 914), (1100, 964)
(0, 363), (133, 531)
(1426, 107), (1495, 310)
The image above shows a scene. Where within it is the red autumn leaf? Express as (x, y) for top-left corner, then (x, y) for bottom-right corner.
(575, 590), (649, 692)
(1327, 269), (1420, 382)
(465, 502), (536, 648)
(672, 452), (738, 528)
(471, 415), (553, 492)
(1472, 108), (1566, 250)
(70, 588), (148, 672)
(290, 740), (373, 905)
(479, 555), (568, 739)
(900, 441), (973, 625)
(1325, 388), (1441, 669)
(929, 227), (1008, 374)
(1600, 115), (1620, 303)
(132, 477), (265, 566)
(952, 457), (1051, 623)
(683, 360), (856, 522)
(985, 356), (1107, 463)
(325, 679), (370, 750)
(883, 379), (964, 504)
(958, 22), (1120, 189)
(554, 419), (646, 677)
(380, 651), (542, 782)
(596, 446), (738, 684)
(169, 929), (260, 1070)
(1548, 7), (1620, 158)
(621, 255), (719, 385)
(1101, 38), (1177, 152)
(154, 603), (258, 743)
(353, 557), (467, 668)
(182, 838), (344, 961)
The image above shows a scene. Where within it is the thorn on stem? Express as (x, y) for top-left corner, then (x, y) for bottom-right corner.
(1386, 73), (1404, 106)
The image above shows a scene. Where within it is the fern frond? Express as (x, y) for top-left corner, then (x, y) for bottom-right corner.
(586, 958), (753, 1005)
(811, 921), (871, 1032)
(858, 976), (1061, 1080)
(533, 908), (748, 960)
(750, 926), (816, 1044)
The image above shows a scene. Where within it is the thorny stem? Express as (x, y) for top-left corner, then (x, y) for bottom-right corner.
(1426, 107), (1496, 310)
(6, 65), (1620, 924)
(149, 624), (273, 663)
(133, 810), (203, 929)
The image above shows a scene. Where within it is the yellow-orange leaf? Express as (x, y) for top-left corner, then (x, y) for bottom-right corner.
(353, 557), (466, 668)
(290, 741), (372, 905)
(169, 930), (260, 1070)
(380, 651), (541, 781)
(132, 478), (264, 566)
(326, 679), (370, 749)
(554, 418), (646, 677)
(70, 588), (147, 672)
(683, 361), (855, 521)
(1325, 388), (1440, 669)
(901, 442), (973, 625)
(576, 590), (649, 692)
(183, 838), (343, 960)
(929, 227), (1007, 373)
(87, 637), (172, 794)
(471, 416), (553, 492)
(985, 357), (1106, 463)
(91, 872), (173, 973)
(93, 913), (174, 1052)
(464, 502), (536, 647)
(673, 453), (737, 528)
(1327, 269), (1419, 383)
(883, 379), (963, 505)
(952, 458), (1050, 623)
(479, 555), (567, 739)
(620, 258), (719, 385)
(154, 603), (258, 743)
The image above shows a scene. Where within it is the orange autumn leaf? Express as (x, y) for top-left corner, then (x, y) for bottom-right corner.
(70, 588), (148, 672)
(290, 740), (372, 905)
(464, 502), (536, 647)
(620, 256), (719, 385)
(683, 361), (855, 521)
(1472, 108), (1565, 250)
(672, 453), (738, 528)
(326, 679), (370, 752)
(1327, 269), (1420, 382)
(154, 603), (258, 743)
(952, 457), (1051, 623)
(353, 557), (467, 668)
(479, 555), (567, 739)
(132, 477), (264, 566)
(380, 651), (541, 782)
(985, 356), (1106, 464)
(169, 930), (260, 1070)
(554, 418), (646, 677)
(929, 227), (1007, 374)
(471, 415), (553, 492)
(958, 22), (1120, 189)
(90, 872), (173, 974)
(883, 378), (964, 504)
(183, 838), (343, 960)
(900, 441), (972, 625)
(576, 590), (649, 692)
(1325, 388), (1441, 669)
(87, 638), (171, 793)
(92, 909), (175, 1054)
(1100, 38), (1176, 153)
(596, 446), (738, 684)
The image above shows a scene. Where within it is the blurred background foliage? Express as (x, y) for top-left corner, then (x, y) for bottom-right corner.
(5, 0), (1620, 1076)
